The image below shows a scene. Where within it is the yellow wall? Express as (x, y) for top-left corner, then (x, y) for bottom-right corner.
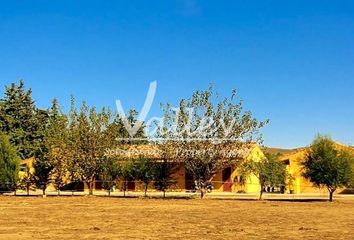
(18, 157), (35, 178)
(210, 145), (265, 193)
(26, 143), (350, 195)
(279, 143), (353, 194)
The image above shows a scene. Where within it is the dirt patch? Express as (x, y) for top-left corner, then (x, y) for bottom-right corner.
(0, 196), (353, 239)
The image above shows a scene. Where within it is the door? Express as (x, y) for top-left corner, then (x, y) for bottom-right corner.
(185, 171), (194, 191)
(127, 181), (135, 191)
(222, 167), (232, 192)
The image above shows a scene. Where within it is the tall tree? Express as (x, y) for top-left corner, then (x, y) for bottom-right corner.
(106, 109), (147, 144)
(33, 99), (69, 195)
(46, 99), (69, 195)
(0, 80), (41, 159)
(159, 86), (268, 198)
(69, 100), (112, 195)
(0, 132), (20, 192)
(66, 96), (81, 194)
(33, 151), (53, 196)
(302, 135), (354, 202)
(33, 108), (52, 195)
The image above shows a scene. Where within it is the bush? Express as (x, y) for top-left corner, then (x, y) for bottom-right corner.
(0, 133), (20, 192)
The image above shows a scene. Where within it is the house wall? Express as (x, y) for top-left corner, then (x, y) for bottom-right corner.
(125, 162), (187, 192)
(173, 163), (187, 191)
(211, 145), (265, 193)
(23, 143), (351, 195)
(279, 144), (352, 194)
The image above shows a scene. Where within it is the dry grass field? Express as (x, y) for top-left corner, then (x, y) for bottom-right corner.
(0, 196), (353, 240)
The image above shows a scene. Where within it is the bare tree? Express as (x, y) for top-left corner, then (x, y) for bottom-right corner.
(159, 86), (268, 198)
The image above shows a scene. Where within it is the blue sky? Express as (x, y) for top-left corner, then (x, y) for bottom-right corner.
(0, 0), (353, 148)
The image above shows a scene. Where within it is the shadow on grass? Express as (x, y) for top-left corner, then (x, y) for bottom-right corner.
(205, 197), (330, 202)
(2, 193), (337, 202)
(1, 194), (46, 198)
(265, 199), (329, 202)
(96, 195), (194, 200)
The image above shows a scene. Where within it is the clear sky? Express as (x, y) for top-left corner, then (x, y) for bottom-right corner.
(0, 0), (353, 148)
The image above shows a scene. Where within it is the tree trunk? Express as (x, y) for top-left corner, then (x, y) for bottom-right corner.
(163, 190), (166, 198)
(88, 181), (94, 195)
(200, 187), (205, 199)
(42, 187), (46, 196)
(329, 189), (335, 202)
(123, 181), (127, 197)
(259, 189), (263, 200)
(26, 183), (30, 196)
(58, 190), (61, 196)
(144, 184), (148, 197)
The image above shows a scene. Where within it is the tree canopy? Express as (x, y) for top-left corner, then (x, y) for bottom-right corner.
(302, 135), (354, 202)
(241, 153), (288, 200)
(0, 80), (42, 159)
(0, 132), (20, 192)
(158, 86), (268, 198)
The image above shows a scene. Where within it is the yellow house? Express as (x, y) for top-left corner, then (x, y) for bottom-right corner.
(115, 143), (266, 193)
(211, 145), (264, 193)
(17, 144), (271, 194)
(276, 148), (319, 194)
(18, 142), (354, 195)
(18, 157), (35, 178)
(275, 143), (354, 194)
(18, 144), (298, 194)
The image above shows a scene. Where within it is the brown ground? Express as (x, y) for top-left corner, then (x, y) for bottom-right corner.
(0, 196), (353, 240)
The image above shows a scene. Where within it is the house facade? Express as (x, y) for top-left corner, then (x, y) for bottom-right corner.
(277, 143), (354, 194)
(18, 143), (353, 194)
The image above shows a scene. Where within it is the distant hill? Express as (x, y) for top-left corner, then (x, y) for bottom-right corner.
(263, 147), (299, 156)
(264, 144), (354, 156)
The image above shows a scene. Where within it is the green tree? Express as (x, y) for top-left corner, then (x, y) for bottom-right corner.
(0, 133), (20, 192)
(104, 108), (147, 196)
(302, 135), (354, 202)
(132, 156), (156, 197)
(45, 99), (69, 195)
(100, 158), (121, 196)
(33, 152), (53, 196)
(120, 160), (135, 197)
(19, 165), (35, 196)
(153, 159), (177, 198)
(183, 142), (223, 198)
(68, 100), (112, 195)
(66, 96), (81, 195)
(150, 143), (178, 198)
(33, 109), (52, 196)
(0, 80), (41, 159)
(106, 109), (147, 144)
(159, 86), (268, 198)
(241, 153), (288, 200)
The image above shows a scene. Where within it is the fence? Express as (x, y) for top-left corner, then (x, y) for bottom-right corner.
(2, 179), (354, 197)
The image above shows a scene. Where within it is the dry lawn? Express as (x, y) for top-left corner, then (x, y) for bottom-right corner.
(0, 196), (353, 240)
